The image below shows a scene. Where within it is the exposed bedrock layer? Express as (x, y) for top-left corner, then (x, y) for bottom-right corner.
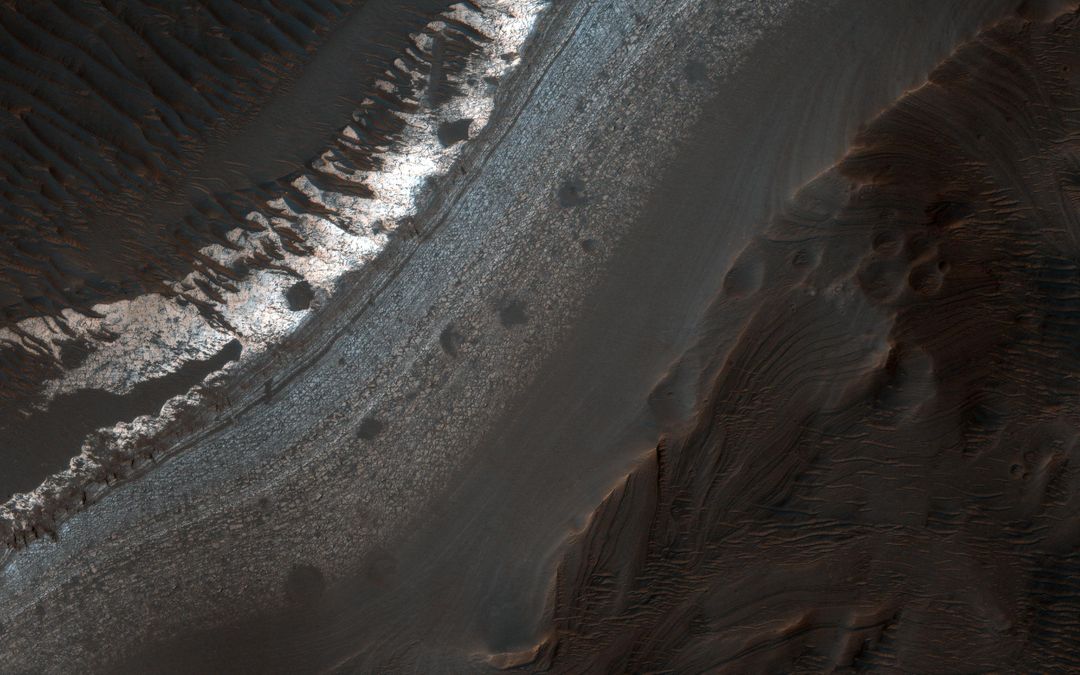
(0, 0), (524, 502)
(0, 0), (362, 403)
(0, 0), (1054, 672)
(0, 0), (470, 413)
(0, 0), (452, 328)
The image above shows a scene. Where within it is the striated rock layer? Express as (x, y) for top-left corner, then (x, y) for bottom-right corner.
(0, 0), (543, 512)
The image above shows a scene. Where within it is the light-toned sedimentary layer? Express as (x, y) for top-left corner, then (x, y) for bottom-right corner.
(15, 1), (545, 400)
(0, 0), (545, 535)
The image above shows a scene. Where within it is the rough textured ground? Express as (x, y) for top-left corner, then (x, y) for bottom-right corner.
(6, 0), (1080, 673)
(530, 9), (1080, 671)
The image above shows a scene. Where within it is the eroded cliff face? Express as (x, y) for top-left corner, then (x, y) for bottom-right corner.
(530, 9), (1080, 673)
(0, 0), (449, 330)
(0, 0), (544, 523)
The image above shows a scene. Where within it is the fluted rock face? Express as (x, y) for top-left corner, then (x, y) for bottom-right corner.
(0, 0), (417, 326)
(0, 0), (542, 510)
(532, 11), (1080, 672)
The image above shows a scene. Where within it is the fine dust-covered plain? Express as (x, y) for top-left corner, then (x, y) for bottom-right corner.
(2, 0), (1080, 673)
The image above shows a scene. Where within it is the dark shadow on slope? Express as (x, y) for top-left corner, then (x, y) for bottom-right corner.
(0, 339), (241, 499)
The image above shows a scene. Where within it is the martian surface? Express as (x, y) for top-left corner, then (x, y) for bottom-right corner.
(3, 0), (1080, 672)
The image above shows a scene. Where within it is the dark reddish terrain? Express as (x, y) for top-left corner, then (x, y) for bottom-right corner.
(532, 10), (1080, 671)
